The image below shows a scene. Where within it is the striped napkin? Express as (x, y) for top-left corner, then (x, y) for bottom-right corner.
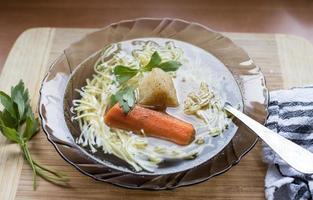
(263, 86), (313, 200)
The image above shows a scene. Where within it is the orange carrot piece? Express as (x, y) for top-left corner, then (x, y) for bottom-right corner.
(104, 103), (195, 145)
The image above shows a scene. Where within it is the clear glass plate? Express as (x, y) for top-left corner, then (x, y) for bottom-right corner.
(38, 18), (268, 189)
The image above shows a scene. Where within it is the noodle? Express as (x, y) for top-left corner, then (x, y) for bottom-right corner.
(72, 40), (230, 172)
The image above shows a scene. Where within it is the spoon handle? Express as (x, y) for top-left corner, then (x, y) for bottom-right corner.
(225, 105), (313, 174)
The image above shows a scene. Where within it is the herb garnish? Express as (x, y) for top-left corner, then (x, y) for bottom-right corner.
(0, 80), (69, 190)
(142, 51), (181, 72)
(113, 66), (138, 84)
(141, 51), (162, 71)
(109, 87), (135, 113)
(111, 51), (181, 113)
(113, 51), (181, 85)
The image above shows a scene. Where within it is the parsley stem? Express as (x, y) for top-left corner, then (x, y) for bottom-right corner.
(20, 141), (37, 190)
(35, 166), (70, 186)
(20, 141), (69, 189)
(33, 160), (68, 178)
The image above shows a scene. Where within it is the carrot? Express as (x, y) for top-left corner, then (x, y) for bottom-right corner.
(104, 103), (195, 145)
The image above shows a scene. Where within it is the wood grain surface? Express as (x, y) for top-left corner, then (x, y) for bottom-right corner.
(1, 0), (313, 72)
(0, 28), (313, 200)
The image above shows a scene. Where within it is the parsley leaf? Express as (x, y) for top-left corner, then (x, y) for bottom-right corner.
(142, 51), (182, 72)
(23, 116), (39, 141)
(112, 51), (181, 86)
(0, 109), (17, 128)
(120, 87), (135, 113)
(156, 60), (182, 72)
(142, 51), (162, 71)
(11, 80), (29, 103)
(0, 91), (17, 120)
(13, 91), (25, 120)
(109, 88), (124, 107)
(11, 80), (29, 121)
(113, 65), (139, 84)
(0, 122), (20, 143)
(109, 87), (135, 113)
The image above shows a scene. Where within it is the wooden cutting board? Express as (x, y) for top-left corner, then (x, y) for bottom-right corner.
(1, 28), (313, 200)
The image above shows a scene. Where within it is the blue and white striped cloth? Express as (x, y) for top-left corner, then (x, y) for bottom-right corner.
(263, 86), (313, 200)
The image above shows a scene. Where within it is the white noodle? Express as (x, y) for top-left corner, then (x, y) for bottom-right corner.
(73, 41), (230, 172)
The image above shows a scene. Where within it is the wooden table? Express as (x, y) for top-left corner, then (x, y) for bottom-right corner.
(2, 0), (313, 71)
(1, 28), (313, 200)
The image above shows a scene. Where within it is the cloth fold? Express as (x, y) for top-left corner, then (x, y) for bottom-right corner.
(263, 86), (313, 200)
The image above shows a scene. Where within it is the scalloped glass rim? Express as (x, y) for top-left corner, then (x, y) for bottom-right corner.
(38, 18), (269, 190)
(63, 37), (244, 175)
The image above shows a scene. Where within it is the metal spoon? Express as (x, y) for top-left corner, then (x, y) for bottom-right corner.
(225, 104), (313, 174)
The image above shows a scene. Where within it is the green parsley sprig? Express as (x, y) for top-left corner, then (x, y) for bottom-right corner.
(113, 51), (181, 85)
(109, 86), (135, 113)
(110, 51), (182, 113)
(0, 80), (69, 190)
